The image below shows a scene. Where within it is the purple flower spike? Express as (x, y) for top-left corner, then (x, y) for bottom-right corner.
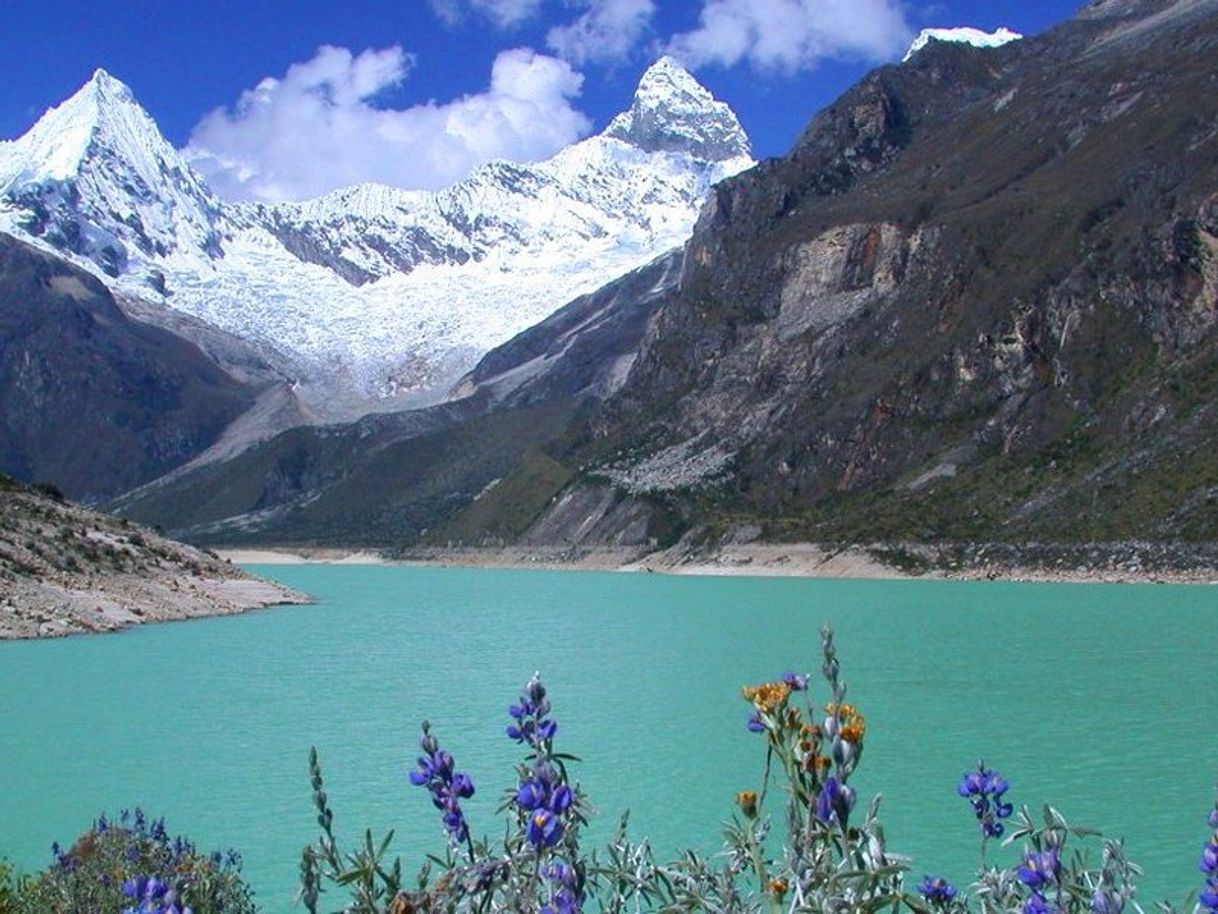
(408, 724), (474, 846)
(959, 761), (1013, 838)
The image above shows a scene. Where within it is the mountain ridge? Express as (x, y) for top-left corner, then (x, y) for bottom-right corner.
(109, 0), (1218, 558)
(0, 58), (753, 401)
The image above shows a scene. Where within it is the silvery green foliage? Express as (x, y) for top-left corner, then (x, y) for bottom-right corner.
(299, 626), (1207, 914)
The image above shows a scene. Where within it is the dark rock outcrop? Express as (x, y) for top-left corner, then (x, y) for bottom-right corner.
(0, 233), (256, 500)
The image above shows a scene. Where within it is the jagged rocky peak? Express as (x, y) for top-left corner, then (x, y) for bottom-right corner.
(603, 56), (751, 162)
(902, 26), (1022, 62)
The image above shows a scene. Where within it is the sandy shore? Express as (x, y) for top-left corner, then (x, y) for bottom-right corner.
(215, 543), (1218, 584)
(217, 548), (387, 566)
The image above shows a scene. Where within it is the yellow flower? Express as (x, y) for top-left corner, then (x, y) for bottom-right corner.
(741, 681), (791, 713)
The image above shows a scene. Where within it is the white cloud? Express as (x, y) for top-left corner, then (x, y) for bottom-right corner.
(546, 0), (656, 64)
(184, 45), (591, 201)
(667, 0), (914, 72)
(429, 0), (545, 28)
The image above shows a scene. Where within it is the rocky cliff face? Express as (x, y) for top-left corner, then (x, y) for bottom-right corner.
(521, 0), (1218, 547)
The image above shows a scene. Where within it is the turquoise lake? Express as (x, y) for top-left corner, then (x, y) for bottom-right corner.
(1, 566), (1216, 912)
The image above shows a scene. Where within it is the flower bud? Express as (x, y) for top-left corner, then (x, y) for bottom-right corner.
(735, 791), (758, 818)
(527, 674), (546, 704)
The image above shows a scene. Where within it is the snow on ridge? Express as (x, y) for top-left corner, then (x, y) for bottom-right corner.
(902, 26), (1022, 63)
(0, 60), (757, 400)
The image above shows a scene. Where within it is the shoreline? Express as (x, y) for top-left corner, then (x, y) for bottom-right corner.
(215, 543), (1218, 585)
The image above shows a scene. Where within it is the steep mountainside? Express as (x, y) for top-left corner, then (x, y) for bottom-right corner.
(529, 0), (1218, 548)
(0, 58), (752, 399)
(117, 0), (1218, 557)
(0, 232), (262, 500)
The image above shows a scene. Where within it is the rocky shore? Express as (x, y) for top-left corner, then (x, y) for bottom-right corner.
(0, 478), (309, 639)
(218, 538), (1218, 584)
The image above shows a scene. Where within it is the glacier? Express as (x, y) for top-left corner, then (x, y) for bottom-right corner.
(0, 57), (753, 401)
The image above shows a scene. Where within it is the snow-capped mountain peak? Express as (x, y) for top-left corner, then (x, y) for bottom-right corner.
(902, 26), (1022, 63)
(0, 61), (754, 401)
(0, 68), (222, 277)
(604, 56), (751, 162)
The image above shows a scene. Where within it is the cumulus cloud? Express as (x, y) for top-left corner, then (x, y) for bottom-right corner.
(429, 0), (545, 28)
(546, 0), (656, 64)
(184, 45), (591, 201)
(667, 0), (914, 72)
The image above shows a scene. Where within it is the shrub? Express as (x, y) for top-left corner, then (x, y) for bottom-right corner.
(15, 809), (254, 914)
(0, 859), (20, 914)
(301, 626), (1214, 914)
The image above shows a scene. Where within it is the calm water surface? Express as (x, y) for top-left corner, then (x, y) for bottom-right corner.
(1, 567), (1215, 912)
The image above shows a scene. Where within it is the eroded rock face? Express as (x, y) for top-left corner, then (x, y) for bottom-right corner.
(533, 0), (1218, 545)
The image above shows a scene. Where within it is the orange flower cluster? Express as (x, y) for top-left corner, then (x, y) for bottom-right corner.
(827, 703), (866, 743)
(769, 878), (789, 900)
(741, 681), (791, 713)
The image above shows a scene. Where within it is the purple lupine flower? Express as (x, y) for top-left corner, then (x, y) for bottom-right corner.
(541, 859), (584, 914)
(1202, 838), (1218, 875)
(1200, 878), (1218, 914)
(815, 776), (856, 828)
(782, 672), (810, 691)
(1017, 850), (1061, 891)
(1025, 892), (1054, 914)
(506, 674), (557, 747)
(517, 780), (548, 811)
(746, 711), (766, 733)
(918, 875), (958, 904)
(1091, 884), (1126, 914)
(1210, 807), (1218, 830)
(526, 809), (564, 848)
(958, 761), (1013, 837)
(409, 723), (474, 846)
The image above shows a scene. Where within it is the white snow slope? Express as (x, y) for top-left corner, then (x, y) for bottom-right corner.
(902, 27), (1022, 63)
(0, 57), (753, 399)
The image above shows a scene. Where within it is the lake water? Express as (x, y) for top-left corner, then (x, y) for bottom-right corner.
(1, 566), (1215, 912)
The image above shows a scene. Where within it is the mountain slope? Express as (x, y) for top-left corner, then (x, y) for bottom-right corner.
(521, 0), (1218, 548)
(0, 59), (752, 400)
(0, 232), (260, 501)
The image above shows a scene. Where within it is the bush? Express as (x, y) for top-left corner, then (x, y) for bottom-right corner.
(14, 809), (254, 914)
(302, 626), (1218, 914)
(0, 859), (20, 914)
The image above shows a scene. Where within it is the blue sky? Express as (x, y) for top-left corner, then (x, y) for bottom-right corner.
(0, 0), (1082, 201)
